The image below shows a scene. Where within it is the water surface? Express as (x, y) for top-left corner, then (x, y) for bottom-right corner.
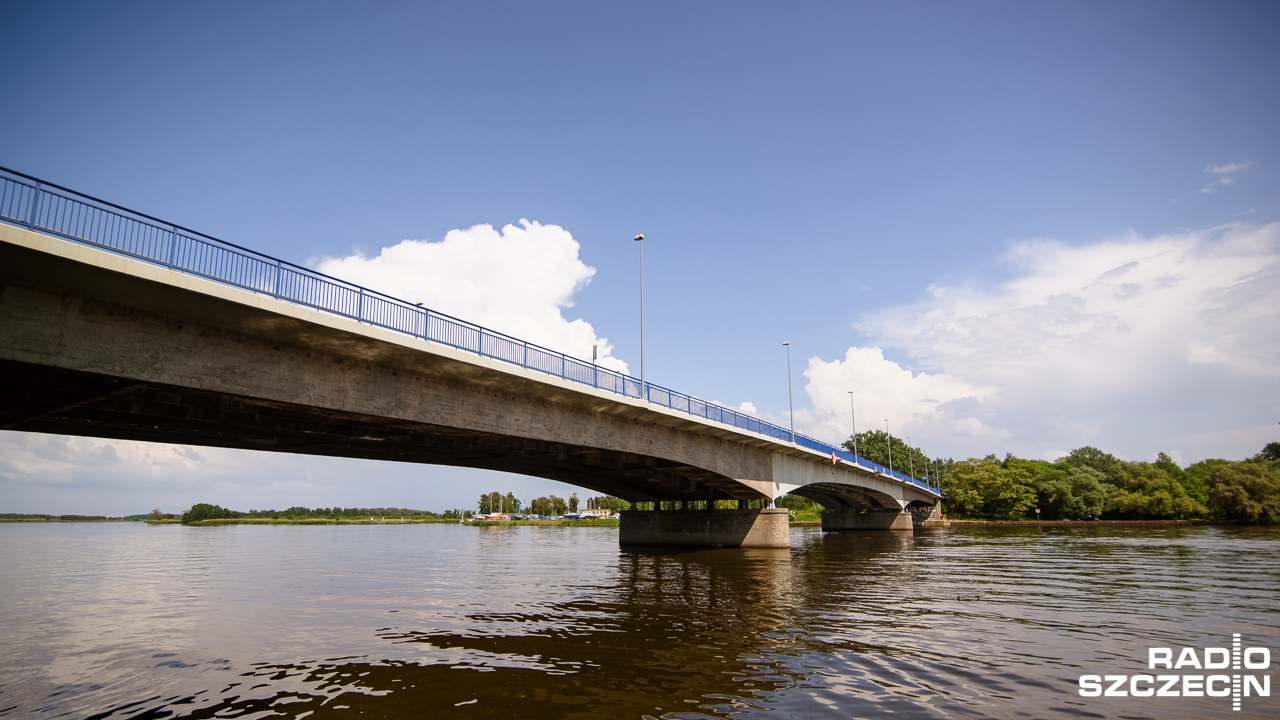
(0, 523), (1275, 719)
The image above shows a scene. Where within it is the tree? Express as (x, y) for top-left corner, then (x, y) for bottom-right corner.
(587, 495), (629, 512)
(551, 495), (568, 516)
(1103, 462), (1203, 519)
(842, 429), (932, 479)
(1033, 464), (1107, 520)
(1057, 446), (1121, 477)
(1250, 442), (1280, 463)
(148, 508), (164, 521)
(1152, 451), (1203, 503)
(1206, 462), (1280, 523)
(944, 455), (1038, 519)
(181, 503), (234, 524)
(568, 493), (579, 513)
(478, 492), (503, 514)
(776, 493), (823, 520)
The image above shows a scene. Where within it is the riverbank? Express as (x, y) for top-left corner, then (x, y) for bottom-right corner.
(150, 518), (460, 526)
(946, 518), (1203, 528)
(466, 519), (619, 527)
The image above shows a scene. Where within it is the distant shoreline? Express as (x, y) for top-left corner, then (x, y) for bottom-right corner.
(0, 518), (1235, 529)
(945, 518), (1202, 527)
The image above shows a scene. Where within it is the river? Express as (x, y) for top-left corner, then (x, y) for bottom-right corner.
(0, 523), (1275, 719)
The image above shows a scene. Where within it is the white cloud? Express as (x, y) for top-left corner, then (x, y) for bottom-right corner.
(1199, 161), (1254, 193)
(795, 222), (1280, 463)
(1208, 162), (1254, 174)
(316, 220), (628, 373)
(795, 347), (1003, 454)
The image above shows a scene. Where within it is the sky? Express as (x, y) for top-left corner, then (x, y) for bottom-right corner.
(1, 1), (1277, 516)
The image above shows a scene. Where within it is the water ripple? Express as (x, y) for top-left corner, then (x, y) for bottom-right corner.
(0, 523), (1275, 719)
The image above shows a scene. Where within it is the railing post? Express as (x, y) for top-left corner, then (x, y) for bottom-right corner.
(273, 261), (282, 298)
(25, 182), (41, 229)
(523, 341), (529, 369)
(166, 226), (178, 269)
(356, 287), (364, 322)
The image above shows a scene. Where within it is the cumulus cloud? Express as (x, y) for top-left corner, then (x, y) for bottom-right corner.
(316, 220), (628, 373)
(795, 347), (1002, 451)
(796, 223), (1280, 463)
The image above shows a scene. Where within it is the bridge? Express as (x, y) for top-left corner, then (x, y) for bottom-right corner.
(0, 167), (942, 547)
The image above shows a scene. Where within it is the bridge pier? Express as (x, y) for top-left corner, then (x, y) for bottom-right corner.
(820, 510), (913, 532)
(619, 508), (789, 548)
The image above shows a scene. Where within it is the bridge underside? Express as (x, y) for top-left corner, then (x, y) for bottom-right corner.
(0, 359), (768, 504)
(787, 481), (900, 511)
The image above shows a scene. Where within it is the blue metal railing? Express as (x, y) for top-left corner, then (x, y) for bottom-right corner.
(0, 166), (939, 494)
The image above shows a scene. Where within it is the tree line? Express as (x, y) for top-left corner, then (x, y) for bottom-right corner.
(835, 436), (1279, 524)
(476, 492), (629, 517)
(177, 504), (461, 523)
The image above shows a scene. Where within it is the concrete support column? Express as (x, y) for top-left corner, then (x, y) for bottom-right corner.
(620, 508), (789, 548)
(821, 511), (913, 532)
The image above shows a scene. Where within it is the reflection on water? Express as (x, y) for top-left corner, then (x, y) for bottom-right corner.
(0, 523), (1275, 718)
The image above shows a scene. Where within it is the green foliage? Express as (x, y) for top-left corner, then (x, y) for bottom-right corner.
(526, 495), (569, 517)
(1033, 464), (1108, 520)
(944, 455), (1039, 519)
(586, 495), (630, 512)
(1250, 442), (1280, 462)
(1103, 462), (1204, 519)
(1057, 446), (1121, 476)
(476, 492), (520, 514)
(568, 493), (579, 513)
(776, 493), (823, 521)
(181, 503), (235, 524)
(842, 429), (932, 479)
(1205, 461), (1280, 523)
(181, 505), (443, 520)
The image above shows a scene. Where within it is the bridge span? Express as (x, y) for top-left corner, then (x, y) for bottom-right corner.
(0, 168), (941, 546)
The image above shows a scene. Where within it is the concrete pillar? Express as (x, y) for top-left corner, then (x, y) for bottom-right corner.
(620, 508), (790, 548)
(821, 511), (913, 532)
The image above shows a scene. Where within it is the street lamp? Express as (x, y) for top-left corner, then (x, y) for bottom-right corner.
(634, 234), (645, 396)
(782, 342), (794, 440)
(907, 436), (914, 479)
(885, 419), (893, 476)
(847, 391), (857, 460)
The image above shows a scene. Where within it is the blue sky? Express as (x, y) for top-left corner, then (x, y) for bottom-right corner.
(1, 1), (1277, 515)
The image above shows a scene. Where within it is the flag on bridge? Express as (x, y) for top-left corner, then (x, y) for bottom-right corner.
(831, 452), (837, 465)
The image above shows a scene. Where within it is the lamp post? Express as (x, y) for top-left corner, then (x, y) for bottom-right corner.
(782, 342), (794, 440)
(885, 419), (893, 476)
(634, 234), (645, 397)
(907, 436), (914, 480)
(847, 391), (857, 461)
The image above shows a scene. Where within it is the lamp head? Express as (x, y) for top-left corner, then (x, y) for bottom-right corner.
(634, 234), (644, 241)
(782, 341), (790, 346)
